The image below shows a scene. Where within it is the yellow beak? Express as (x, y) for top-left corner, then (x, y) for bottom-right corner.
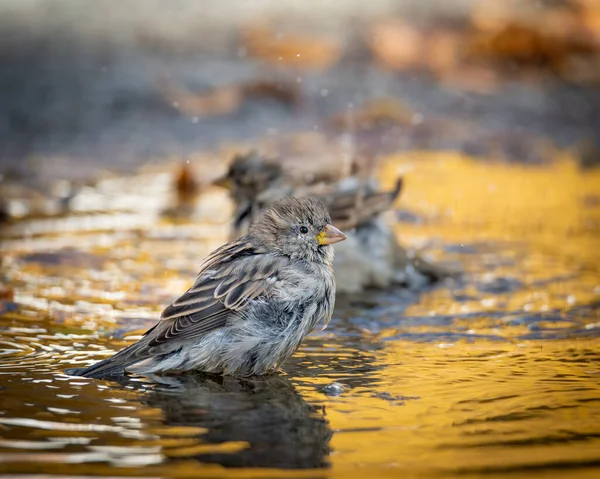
(213, 176), (232, 190)
(316, 224), (347, 245)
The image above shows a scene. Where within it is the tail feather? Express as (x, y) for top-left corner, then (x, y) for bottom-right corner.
(64, 367), (91, 377)
(328, 176), (404, 229)
(65, 358), (127, 378)
(65, 340), (150, 378)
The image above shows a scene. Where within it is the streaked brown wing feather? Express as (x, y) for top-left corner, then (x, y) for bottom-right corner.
(151, 238), (282, 343)
(74, 237), (284, 377)
(322, 177), (403, 229)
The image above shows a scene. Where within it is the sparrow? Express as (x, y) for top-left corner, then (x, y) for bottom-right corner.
(213, 151), (446, 293)
(67, 196), (346, 378)
(214, 151), (401, 238)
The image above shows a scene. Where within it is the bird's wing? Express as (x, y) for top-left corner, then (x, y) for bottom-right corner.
(150, 238), (283, 347)
(320, 176), (403, 230)
(74, 238), (284, 377)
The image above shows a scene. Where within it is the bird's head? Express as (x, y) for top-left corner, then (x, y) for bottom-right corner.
(250, 196), (346, 263)
(214, 151), (285, 204)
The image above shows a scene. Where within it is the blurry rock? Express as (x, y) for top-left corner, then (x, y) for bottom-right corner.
(242, 21), (341, 69)
(175, 162), (200, 205)
(167, 162), (200, 217)
(467, 22), (566, 69)
(469, 0), (600, 83)
(242, 80), (301, 108)
(157, 76), (300, 119)
(158, 76), (243, 118)
(369, 21), (465, 76)
(332, 97), (414, 131)
(368, 3), (600, 85)
(369, 20), (425, 71)
(160, 162), (203, 219)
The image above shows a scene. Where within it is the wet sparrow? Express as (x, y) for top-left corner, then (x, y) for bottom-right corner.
(68, 197), (346, 378)
(214, 151), (445, 293)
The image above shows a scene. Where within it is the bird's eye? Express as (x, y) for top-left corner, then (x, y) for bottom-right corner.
(299, 226), (309, 234)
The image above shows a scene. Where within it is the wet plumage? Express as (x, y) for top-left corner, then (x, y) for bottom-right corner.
(67, 197), (345, 379)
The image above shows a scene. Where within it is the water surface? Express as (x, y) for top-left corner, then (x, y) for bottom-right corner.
(1, 154), (599, 478)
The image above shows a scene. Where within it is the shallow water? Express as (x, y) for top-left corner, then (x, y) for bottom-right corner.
(1, 154), (599, 478)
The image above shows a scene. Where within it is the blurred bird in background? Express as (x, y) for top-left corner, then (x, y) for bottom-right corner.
(214, 151), (449, 293)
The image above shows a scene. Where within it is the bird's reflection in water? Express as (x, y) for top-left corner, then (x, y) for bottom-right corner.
(130, 373), (332, 469)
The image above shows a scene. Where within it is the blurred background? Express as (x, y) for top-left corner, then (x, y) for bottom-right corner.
(1, 0), (599, 177)
(1, 1), (600, 477)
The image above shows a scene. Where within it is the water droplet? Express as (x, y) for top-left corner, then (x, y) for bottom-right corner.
(323, 382), (346, 396)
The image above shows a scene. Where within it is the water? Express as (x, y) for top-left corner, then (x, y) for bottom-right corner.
(1, 154), (599, 477)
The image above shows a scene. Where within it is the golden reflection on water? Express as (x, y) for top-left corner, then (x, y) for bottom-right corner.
(382, 151), (600, 263)
(296, 339), (600, 477)
(0, 153), (599, 477)
(383, 152), (599, 332)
